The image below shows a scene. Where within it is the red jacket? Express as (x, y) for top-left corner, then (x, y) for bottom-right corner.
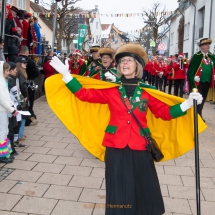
(166, 64), (174, 80)
(43, 60), (56, 78)
(172, 61), (188, 79)
(154, 61), (164, 76)
(72, 84), (174, 150)
(22, 19), (29, 46)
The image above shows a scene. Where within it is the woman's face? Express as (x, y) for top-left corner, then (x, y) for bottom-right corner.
(9, 68), (17, 77)
(119, 56), (136, 78)
(101, 55), (112, 68)
(21, 62), (27, 69)
(4, 68), (10, 79)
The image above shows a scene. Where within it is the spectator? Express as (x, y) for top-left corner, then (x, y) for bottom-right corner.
(0, 37), (6, 61)
(18, 45), (39, 126)
(44, 49), (53, 63)
(7, 61), (23, 151)
(15, 56), (28, 146)
(0, 61), (18, 163)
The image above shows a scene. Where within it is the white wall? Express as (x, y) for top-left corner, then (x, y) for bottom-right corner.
(30, 8), (53, 48)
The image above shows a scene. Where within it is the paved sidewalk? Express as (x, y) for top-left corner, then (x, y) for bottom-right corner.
(0, 95), (214, 215)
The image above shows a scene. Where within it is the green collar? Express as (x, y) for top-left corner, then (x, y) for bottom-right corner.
(118, 82), (143, 110)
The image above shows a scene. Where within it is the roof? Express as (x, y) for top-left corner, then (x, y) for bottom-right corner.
(30, 1), (53, 31)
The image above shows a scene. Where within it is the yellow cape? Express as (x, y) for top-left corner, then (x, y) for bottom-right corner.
(45, 74), (207, 162)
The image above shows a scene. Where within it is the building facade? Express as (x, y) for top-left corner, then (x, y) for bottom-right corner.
(168, 0), (215, 57)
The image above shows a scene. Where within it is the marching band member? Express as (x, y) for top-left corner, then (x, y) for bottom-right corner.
(187, 38), (215, 120)
(47, 43), (204, 215)
(89, 47), (118, 82)
(172, 53), (188, 98)
(154, 55), (164, 91)
(68, 50), (84, 75)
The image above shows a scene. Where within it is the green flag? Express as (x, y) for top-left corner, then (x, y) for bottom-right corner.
(77, 24), (88, 50)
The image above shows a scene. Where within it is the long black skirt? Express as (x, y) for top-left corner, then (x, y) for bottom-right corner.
(105, 146), (165, 215)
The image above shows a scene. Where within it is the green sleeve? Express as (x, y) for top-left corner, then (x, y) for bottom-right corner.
(170, 103), (187, 118)
(66, 77), (82, 93)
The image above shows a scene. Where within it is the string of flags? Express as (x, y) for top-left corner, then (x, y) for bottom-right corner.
(32, 11), (175, 19)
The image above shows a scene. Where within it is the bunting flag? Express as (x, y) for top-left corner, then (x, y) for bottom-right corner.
(32, 11), (175, 19)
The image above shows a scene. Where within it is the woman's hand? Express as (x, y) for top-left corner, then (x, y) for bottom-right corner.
(49, 56), (70, 77)
(12, 110), (18, 117)
(180, 92), (203, 112)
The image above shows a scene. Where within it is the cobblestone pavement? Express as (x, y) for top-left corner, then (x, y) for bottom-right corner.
(0, 95), (214, 215)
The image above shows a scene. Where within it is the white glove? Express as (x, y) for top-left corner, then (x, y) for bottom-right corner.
(104, 72), (116, 82)
(180, 92), (203, 112)
(158, 72), (163, 78)
(194, 76), (200, 82)
(49, 56), (72, 83)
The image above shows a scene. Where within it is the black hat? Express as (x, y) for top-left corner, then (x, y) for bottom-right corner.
(199, 38), (212, 46)
(10, 6), (19, 14)
(15, 56), (28, 63)
(8, 61), (16, 70)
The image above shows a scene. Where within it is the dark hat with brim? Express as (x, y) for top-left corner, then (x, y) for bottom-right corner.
(8, 61), (16, 70)
(10, 6), (19, 13)
(98, 47), (115, 58)
(15, 56), (28, 63)
(115, 44), (148, 68)
(90, 45), (100, 53)
(199, 38), (212, 46)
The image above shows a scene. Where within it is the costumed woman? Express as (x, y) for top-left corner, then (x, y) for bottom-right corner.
(47, 44), (205, 215)
(89, 47), (118, 82)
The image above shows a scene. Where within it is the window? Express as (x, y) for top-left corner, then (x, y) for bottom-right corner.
(22, 0), (26, 10)
(17, 0), (21, 8)
(170, 32), (174, 45)
(17, 0), (26, 10)
(6, 0), (13, 4)
(184, 22), (190, 39)
(63, 39), (66, 47)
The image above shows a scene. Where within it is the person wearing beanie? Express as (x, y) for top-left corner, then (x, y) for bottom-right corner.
(89, 47), (118, 81)
(47, 43), (205, 215)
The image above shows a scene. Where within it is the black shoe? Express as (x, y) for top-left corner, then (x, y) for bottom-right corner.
(11, 151), (19, 156)
(0, 158), (13, 163)
(14, 142), (25, 147)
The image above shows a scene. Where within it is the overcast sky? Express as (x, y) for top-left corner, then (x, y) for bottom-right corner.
(74, 0), (179, 31)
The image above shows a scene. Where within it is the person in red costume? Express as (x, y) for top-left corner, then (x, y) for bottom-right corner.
(49, 43), (203, 215)
(165, 57), (174, 94)
(154, 55), (164, 91)
(22, 12), (31, 46)
(28, 18), (37, 55)
(148, 56), (156, 86)
(172, 53), (189, 97)
(68, 50), (84, 75)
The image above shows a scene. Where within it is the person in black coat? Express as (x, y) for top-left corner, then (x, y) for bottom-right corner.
(16, 45), (40, 126)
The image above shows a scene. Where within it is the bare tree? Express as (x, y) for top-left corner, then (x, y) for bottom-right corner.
(142, 1), (167, 55)
(40, 0), (80, 51)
